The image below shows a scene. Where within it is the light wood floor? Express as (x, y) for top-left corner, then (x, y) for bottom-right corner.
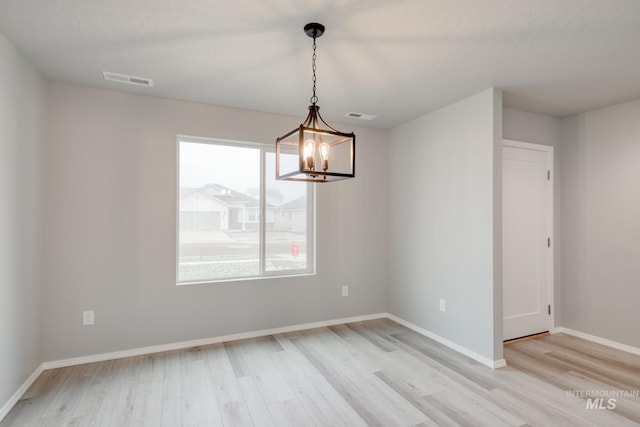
(2, 319), (640, 426)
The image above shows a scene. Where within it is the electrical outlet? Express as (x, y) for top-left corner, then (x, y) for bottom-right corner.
(342, 286), (349, 297)
(83, 310), (95, 326)
(439, 299), (446, 312)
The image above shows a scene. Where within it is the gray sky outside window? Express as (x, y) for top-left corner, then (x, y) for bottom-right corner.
(180, 141), (304, 202)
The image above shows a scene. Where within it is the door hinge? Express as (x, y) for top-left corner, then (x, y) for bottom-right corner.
(547, 170), (551, 180)
(547, 237), (551, 248)
(548, 304), (551, 315)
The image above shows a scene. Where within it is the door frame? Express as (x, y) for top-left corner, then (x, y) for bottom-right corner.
(502, 139), (555, 337)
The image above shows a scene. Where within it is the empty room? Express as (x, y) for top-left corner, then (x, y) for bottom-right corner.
(1, 1), (640, 426)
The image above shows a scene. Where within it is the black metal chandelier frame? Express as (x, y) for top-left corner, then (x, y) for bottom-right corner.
(275, 23), (356, 183)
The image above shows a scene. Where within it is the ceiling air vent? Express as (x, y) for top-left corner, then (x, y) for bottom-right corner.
(346, 112), (376, 120)
(103, 71), (154, 87)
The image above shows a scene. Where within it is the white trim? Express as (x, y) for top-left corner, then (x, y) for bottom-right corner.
(493, 359), (508, 369)
(43, 312), (508, 371)
(503, 139), (553, 152)
(0, 364), (44, 422)
(502, 139), (556, 336)
(387, 314), (507, 369)
(43, 313), (387, 370)
(552, 327), (640, 357)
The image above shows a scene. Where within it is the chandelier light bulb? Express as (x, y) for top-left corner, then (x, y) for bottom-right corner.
(303, 139), (315, 170)
(319, 142), (330, 171)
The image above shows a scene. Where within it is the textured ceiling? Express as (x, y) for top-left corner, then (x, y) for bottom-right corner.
(2, 0), (640, 129)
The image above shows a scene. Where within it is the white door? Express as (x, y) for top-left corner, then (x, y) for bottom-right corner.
(503, 141), (553, 341)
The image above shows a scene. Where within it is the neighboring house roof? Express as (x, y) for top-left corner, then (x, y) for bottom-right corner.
(180, 183), (275, 208)
(278, 196), (306, 211)
(246, 188), (285, 205)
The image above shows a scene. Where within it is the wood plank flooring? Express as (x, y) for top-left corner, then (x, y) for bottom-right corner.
(2, 318), (639, 426)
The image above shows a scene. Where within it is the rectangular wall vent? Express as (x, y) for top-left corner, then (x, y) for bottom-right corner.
(103, 71), (154, 87)
(346, 112), (376, 120)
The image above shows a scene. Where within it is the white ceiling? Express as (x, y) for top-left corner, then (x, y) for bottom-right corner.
(2, 0), (640, 129)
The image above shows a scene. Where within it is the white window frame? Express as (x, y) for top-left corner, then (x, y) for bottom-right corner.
(177, 135), (315, 284)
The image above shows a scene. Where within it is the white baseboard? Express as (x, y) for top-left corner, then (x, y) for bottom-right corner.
(0, 364), (44, 422)
(386, 314), (507, 369)
(43, 312), (508, 371)
(43, 313), (387, 370)
(552, 327), (640, 357)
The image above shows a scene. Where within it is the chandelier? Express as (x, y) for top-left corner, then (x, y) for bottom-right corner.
(275, 23), (356, 182)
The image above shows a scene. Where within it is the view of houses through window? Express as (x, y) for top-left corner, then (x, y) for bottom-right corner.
(178, 138), (313, 283)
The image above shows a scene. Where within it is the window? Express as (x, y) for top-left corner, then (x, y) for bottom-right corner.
(245, 207), (259, 223)
(177, 137), (314, 283)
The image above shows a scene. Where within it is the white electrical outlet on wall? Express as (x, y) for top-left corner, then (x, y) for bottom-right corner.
(439, 299), (446, 312)
(83, 310), (95, 325)
(342, 286), (349, 297)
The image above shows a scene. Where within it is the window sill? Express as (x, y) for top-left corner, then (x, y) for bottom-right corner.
(176, 271), (315, 286)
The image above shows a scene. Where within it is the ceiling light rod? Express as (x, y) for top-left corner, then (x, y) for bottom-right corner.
(275, 23), (355, 183)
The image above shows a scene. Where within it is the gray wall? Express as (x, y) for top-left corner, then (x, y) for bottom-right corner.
(0, 33), (45, 406)
(387, 89), (503, 362)
(42, 83), (389, 361)
(560, 100), (640, 348)
(503, 108), (563, 324)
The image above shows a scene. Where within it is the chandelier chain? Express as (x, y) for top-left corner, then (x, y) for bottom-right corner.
(311, 35), (318, 105)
